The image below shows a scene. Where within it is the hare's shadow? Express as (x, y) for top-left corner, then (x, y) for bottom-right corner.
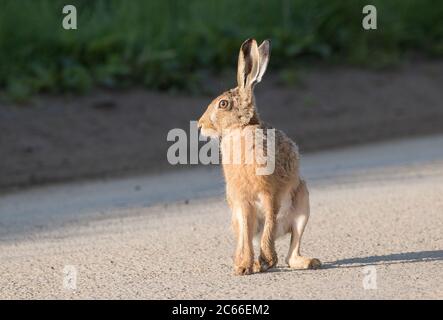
(269, 250), (443, 272)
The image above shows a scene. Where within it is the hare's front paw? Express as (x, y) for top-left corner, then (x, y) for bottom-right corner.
(234, 263), (253, 276)
(253, 255), (278, 273)
(287, 256), (321, 270)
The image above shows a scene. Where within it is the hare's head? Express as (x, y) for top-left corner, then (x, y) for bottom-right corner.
(198, 38), (271, 138)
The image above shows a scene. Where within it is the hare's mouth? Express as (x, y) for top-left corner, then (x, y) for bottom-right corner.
(200, 126), (219, 138)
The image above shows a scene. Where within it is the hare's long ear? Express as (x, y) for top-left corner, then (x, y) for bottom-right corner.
(237, 38), (260, 90)
(256, 39), (271, 83)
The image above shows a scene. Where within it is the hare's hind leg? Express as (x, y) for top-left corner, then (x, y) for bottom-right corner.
(286, 180), (321, 269)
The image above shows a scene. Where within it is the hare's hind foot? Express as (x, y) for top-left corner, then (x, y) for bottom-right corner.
(287, 256), (321, 270)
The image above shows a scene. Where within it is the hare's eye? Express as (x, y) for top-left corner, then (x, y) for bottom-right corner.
(218, 99), (229, 109)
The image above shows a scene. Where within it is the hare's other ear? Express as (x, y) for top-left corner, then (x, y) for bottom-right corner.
(256, 39), (271, 83)
(237, 38), (260, 90)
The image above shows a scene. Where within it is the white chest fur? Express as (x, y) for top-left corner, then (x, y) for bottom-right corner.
(253, 191), (294, 239)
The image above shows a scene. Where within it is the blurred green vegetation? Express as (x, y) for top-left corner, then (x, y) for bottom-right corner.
(0, 0), (442, 100)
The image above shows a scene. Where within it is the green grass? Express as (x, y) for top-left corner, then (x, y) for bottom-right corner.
(0, 0), (442, 100)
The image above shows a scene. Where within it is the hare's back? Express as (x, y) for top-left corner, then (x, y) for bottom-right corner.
(257, 123), (300, 180)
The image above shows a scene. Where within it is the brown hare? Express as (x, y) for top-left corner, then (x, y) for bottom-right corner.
(198, 38), (321, 275)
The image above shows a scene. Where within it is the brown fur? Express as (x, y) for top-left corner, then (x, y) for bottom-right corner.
(198, 39), (321, 275)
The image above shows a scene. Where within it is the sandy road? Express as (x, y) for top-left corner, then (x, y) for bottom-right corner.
(0, 135), (442, 299)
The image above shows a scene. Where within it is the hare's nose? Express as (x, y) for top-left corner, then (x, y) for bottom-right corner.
(197, 119), (203, 128)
